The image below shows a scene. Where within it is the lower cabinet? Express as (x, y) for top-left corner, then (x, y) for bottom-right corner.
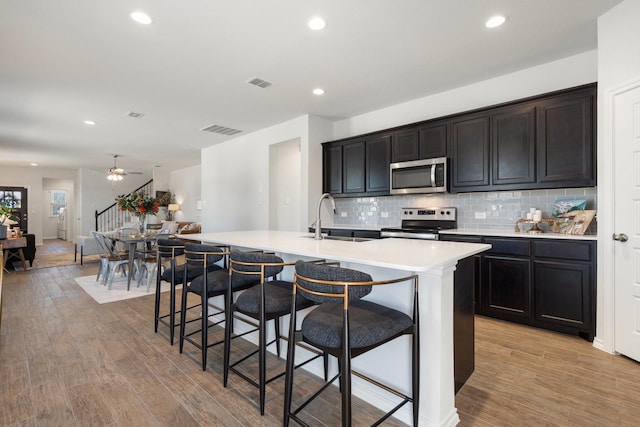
(441, 234), (596, 341)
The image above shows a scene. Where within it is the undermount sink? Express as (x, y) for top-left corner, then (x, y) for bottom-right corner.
(301, 235), (371, 243)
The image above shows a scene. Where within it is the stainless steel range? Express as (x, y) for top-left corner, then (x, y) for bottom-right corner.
(380, 207), (457, 240)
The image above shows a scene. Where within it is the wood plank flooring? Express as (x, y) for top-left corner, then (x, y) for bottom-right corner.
(1, 241), (640, 426)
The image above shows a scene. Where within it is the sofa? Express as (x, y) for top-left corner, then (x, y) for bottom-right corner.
(4, 233), (36, 268)
(158, 221), (201, 235)
(75, 235), (102, 265)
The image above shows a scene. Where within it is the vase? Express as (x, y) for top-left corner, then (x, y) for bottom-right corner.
(136, 215), (147, 235)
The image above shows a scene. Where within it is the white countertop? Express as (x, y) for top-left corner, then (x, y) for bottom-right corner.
(187, 230), (490, 272)
(440, 228), (597, 241)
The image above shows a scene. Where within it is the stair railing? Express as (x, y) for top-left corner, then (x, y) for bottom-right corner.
(95, 179), (154, 232)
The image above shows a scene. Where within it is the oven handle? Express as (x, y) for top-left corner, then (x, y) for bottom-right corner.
(380, 231), (439, 240)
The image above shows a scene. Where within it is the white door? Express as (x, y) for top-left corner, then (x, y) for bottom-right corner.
(614, 83), (640, 362)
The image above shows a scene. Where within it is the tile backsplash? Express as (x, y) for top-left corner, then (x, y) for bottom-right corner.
(331, 188), (597, 232)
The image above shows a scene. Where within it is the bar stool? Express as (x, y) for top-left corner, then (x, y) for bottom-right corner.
(283, 261), (420, 427)
(179, 244), (261, 370)
(222, 251), (318, 415)
(154, 239), (221, 345)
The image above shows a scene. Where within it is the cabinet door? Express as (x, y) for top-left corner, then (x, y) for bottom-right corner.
(418, 120), (448, 159)
(537, 88), (595, 187)
(449, 114), (490, 192)
(492, 104), (536, 186)
(342, 140), (366, 194)
(481, 255), (531, 319)
(534, 260), (593, 333)
(366, 133), (391, 194)
(392, 128), (419, 163)
(322, 143), (342, 194)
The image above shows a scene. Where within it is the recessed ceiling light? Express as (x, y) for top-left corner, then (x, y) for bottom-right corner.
(485, 15), (506, 28)
(313, 88), (325, 96)
(131, 11), (153, 25)
(84, 120), (96, 125)
(30, 163), (38, 167)
(308, 17), (326, 30)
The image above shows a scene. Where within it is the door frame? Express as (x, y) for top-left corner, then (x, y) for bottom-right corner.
(597, 79), (640, 354)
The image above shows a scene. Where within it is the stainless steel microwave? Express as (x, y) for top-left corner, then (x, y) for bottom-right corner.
(389, 157), (447, 195)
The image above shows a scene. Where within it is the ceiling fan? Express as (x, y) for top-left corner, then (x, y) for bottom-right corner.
(107, 154), (143, 181)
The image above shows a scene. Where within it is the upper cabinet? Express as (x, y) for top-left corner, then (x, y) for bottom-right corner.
(449, 84), (596, 193)
(450, 113), (490, 189)
(323, 83), (596, 197)
(323, 133), (391, 197)
(392, 120), (448, 163)
(536, 88), (595, 187)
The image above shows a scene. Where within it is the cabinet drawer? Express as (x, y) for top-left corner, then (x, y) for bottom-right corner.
(484, 237), (530, 257)
(532, 240), (593, 262)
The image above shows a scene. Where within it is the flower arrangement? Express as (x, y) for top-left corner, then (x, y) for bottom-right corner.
(116, 191), (159, 217)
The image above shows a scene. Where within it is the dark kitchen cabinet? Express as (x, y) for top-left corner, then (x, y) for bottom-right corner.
(323, 142), (343, 194)
(492, 103), (536, 186)
(481, 237), (532, 320)
(537, 88), (596, 187)
(392, 120), (448, 163)
(343, 139), (366, 194)
(392, 127), (419, 163)
(441, 234), (596, 341)
(449, 114), (490, 191)
(532, 239), (595, 340)
(323, 83), (596, 196)
(448, 84), (596, 193)
(322, 133), (391, 198)
(365, 133), (391, 193)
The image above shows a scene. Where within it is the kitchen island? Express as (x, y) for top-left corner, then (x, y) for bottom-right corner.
(187, 230), (490, 427)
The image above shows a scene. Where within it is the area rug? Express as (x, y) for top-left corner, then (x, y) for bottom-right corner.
(74, 274), (173, 304)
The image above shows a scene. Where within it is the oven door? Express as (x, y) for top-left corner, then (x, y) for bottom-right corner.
(390, 157), (447, 195)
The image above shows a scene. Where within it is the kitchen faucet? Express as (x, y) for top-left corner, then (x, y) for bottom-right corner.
(314, 193), (337, 240)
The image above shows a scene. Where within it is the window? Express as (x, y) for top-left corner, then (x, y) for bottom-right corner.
(51, 190), (67, 216)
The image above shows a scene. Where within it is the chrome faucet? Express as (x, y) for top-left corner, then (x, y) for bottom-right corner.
(314, 193), (337, 240)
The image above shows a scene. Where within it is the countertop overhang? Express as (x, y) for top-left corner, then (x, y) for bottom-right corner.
(186, 230), (490, 272)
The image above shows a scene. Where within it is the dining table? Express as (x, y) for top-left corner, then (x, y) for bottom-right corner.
(112, 232), (161, 290)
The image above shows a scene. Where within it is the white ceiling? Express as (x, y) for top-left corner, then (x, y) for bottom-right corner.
(0, 0), (621, 176)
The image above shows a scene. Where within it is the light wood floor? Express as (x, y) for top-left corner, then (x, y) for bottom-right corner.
(1, 242), (640, 426)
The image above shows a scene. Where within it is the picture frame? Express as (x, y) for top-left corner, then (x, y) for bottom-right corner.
(155, 191), (171, 207)
(561, 210), (596, 235)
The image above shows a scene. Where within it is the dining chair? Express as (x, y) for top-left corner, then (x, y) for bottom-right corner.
(91, 231), (110, 284)
(95, 232), (132, 290)
(283, 261), (420, 427)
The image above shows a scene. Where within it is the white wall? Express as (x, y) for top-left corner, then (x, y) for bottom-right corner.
(333, 50), (598, 139)
(200, 114), (331, 232)
(595, 0), (640, 352)
(269, 139), (301, 231)
(168, 164), (201, 224)
(77, 168), (153, 237)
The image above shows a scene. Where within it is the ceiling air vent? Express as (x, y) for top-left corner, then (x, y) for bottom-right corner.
(247, 77), (273, 89)
(126, 111), (145, 118)
(201, 124), (243, 136)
